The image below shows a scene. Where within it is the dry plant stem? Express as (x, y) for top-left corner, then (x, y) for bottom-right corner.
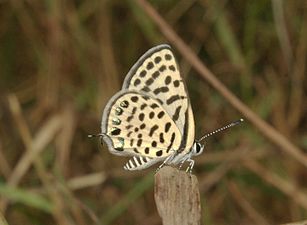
(97, 1), (120, 112)
(228, 181), (270, 225)
(243, 160), (307, 209)
(134, 0), (307, 168)
(3, 95), (75, 224)
(280, 220), (307, 225)
(56, 104), (76, 176)
(272, 0), (293, 71)
(154, 166), (201, 225)
(0, 140), (11, 179)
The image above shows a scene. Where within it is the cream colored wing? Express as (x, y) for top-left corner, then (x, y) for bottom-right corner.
(122, 44), (195, 152)
(101, 91), (182, 158)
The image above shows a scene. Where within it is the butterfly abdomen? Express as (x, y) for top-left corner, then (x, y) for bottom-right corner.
(124, 156), (161, 170)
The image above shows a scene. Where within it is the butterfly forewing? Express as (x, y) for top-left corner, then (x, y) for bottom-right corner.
(122, 45), (194, 146)
(101, 91), (182, 158)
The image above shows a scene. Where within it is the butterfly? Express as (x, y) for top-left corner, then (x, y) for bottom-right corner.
(91, 44), (243, 172)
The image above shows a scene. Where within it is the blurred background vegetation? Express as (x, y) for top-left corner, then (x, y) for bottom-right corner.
(0, 0), (306, 224)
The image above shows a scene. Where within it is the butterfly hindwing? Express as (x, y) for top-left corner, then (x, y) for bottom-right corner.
(101, 90), (182, 158)
(122, 44), (193, 142)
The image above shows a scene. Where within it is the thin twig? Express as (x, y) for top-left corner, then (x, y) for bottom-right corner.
(228, 181), (270, 225)
(243, 160), (307, 210)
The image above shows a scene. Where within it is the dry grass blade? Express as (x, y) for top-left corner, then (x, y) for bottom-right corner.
(271, 0), (293, 71)
(56, 104), (77, 176)
(0, 211), (9, 225)
(0, 140), (11, 179)
(281, 220), (307, 225)
(134, 0), (307, 169)
(5, 113), (63, 187)
(228, 181), (270, 225)
(1, 95), (63, 212)
(243, 160), (307, 209)
(67, 172), (106, 191)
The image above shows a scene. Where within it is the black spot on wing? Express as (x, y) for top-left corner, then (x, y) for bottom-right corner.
(172, 106), (182, 121)
(138, 113), (145, 121)
(131, 96), (139, 102)
(120, 100), (129, 108)
(141, 86), (151, 92)
(156, 150), (163, 157)
(112, 118), (121, 125)
(140, 70), (147, 77)
(149, 112), (155, 119)
(164, 76), (171, 85)
(145, 78), (154, 86)
(166, 132), (175, 153)
(169, 65), (176, 71)
(165, 122), (171, 133)
(147, 62), (154, 70)
(159, 133), (165, 143)
(149, 125), (159, 137)
(151, 141), (157, 147)
(134, 79), (141, 86)
(115, 107), (123, 116)
(127, 116), (133, 122)
(111, 128), (121, 136)
(140, 103), (147, 110)
(115, 147), (124, 151)
(150, 103), (159, 109)
(154, 56), (162, 63)
(137, 139), (143, 147)
(153, 87), (169, 95)
(173, 80), (180, 87)
(152, 71), (160, 79)
(157, 111), (165, 119)
(159, 65), (166, 72)
(166, 95), (181, 105)
(165, 54), (172, 60)
(142, 95), (150, 100)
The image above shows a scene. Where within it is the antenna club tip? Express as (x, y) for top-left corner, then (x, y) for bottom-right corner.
(239, 118), (244, 122)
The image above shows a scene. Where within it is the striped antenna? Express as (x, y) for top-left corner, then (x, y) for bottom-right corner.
(87, 133), (105, 138)
(88, 133), (106, 145)
(198, 118), (244, 143)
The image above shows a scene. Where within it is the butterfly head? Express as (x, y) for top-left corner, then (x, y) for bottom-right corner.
(192, 141), (204, 156)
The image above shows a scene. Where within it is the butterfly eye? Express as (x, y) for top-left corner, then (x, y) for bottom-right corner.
(195, 142), (202, 154)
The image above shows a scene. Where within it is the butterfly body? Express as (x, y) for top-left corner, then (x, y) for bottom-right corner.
(101, 44), (202, 172)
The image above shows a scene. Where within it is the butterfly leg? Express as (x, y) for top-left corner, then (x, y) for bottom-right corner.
(185, 159), (195, 173)
(155, 152), (176, 173)
(178, 159), (187, 170)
